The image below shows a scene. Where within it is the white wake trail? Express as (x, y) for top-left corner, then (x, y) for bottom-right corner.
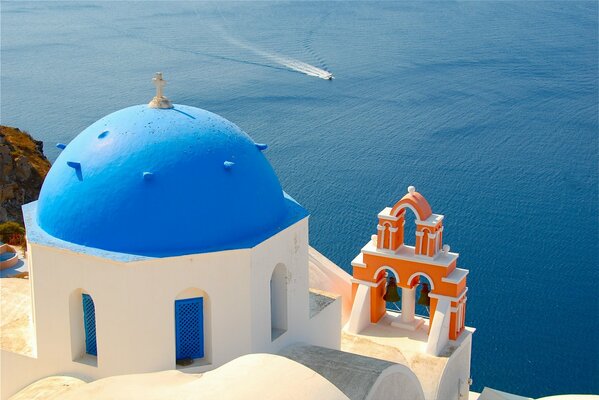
(220, 30), (333, 80)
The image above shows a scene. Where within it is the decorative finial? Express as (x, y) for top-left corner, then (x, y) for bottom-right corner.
(148, 72), (173, 109)
(408, 185), (416, 194)
(442, 244), (450, 254)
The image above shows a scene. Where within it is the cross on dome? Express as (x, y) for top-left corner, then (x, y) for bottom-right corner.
(153, 73), (166, 98)
(148, 72), (173, 109)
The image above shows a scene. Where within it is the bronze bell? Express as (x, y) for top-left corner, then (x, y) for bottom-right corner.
(383, 276), (401, 303)
(417, 283), (430, 306)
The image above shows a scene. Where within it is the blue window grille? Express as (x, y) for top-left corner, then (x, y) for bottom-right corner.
(175, 297), (204, 360)
(82, 293), (97, 356)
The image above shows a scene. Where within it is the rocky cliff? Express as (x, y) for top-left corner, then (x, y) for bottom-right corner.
(0, 126), (51, 225)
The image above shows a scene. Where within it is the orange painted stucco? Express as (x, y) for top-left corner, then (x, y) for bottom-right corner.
(355, 253), (458, 294)
(371, 280), (387, 323)
(351, 189), (469, 342)
(391, 192), (433, 221)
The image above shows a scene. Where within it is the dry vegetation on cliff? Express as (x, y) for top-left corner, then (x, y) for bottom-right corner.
(0, 126), (50, 225)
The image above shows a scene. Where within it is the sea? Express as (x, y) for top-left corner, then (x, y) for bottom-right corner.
(1, 1), (597, 397)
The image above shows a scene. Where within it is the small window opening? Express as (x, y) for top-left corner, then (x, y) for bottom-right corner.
(82, 293), (97, 356)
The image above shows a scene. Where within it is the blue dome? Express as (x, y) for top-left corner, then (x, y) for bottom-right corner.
(37, 104), (304, 257)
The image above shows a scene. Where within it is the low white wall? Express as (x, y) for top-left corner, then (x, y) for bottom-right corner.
(347, 284), (371, 334)
(436, 332), (473, 400)
(0, 350), (84, 399)
(306, 295), (342, 350)
(366, 364), (426, 400)
(426, 298), (451, 356)
(308, 247), (353, 323)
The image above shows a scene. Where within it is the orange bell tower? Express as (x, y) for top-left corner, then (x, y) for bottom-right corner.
(347, 186), (469, 356)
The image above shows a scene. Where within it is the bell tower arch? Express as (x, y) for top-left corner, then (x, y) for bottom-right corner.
(348, 186), (470, 356)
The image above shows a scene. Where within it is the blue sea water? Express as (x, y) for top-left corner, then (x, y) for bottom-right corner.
(1, 1), (597, 397)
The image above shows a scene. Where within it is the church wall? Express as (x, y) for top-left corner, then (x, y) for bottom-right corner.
(249, 218), (316, 353)
(0, 350), (74, 400)
(2, 217), (344, 399)
(1, 241), (257, 398)
(130, 248), (254, 372)
(435, 331), (473, 400)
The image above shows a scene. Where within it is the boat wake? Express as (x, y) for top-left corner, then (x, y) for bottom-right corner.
(212, 18), (333, 80)
(270, 55), (333, 80)
(207, 10), (334, 80)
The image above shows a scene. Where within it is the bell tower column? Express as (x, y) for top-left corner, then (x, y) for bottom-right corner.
(390, 286), (424, 331)
(401, 287), (416, 323)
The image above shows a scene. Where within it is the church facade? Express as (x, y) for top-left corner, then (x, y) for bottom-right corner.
(1, 74), (473, 400)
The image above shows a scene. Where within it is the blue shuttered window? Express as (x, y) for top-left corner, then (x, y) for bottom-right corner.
(175, 297), (204, 360)
(82, 293), (97, 356)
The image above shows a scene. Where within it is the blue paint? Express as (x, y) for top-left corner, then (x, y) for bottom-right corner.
(36, 104), (307, 257)
(255, 143), (268, 151)
(223, 160), (235, 170)
(66, 161), (82, 181)
(24, 193), (306, 262)
(56, 143), (66, 150)
(66, 161), (81, 170)
(82, 293), (97, 356)
(175, 297), (204, 360)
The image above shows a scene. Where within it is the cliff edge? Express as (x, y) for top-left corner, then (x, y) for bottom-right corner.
(0, 126), (50, 225)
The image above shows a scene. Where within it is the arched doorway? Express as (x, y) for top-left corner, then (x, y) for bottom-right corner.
(270, 263), (288, 341)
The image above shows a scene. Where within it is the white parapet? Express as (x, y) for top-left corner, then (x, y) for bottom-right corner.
(426, 298), (451, 356)
(347, 284), (371, 334)
(308, 247), (353, 324)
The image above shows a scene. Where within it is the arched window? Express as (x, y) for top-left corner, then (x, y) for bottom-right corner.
(396, 207), (418, 248)
(390, 189), (434, 251)
(82, 293), (97, 356)
(379, 268), (401, 312)
(70, 289), (97, 364)
(174, 288), (210, 366)
(270, 263), (288, 341)
(382, 222), (391, 248)
(407, 273), (434, 318)
(421, 229), (430, 256)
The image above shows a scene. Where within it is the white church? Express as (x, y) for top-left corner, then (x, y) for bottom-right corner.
(1, 74), (479, 400)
